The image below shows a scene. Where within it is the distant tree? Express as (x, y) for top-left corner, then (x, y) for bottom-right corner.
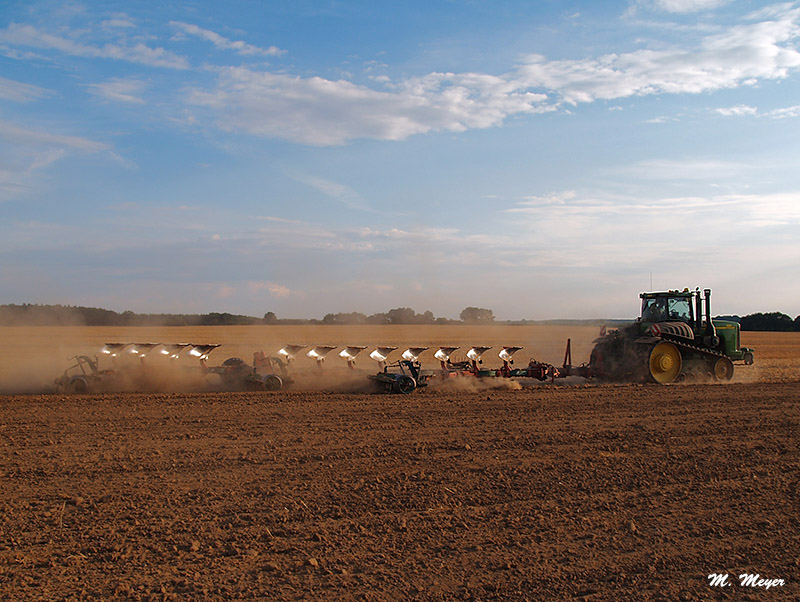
(322, 312), (367, 324)
(740, 312), (795, 331)
(419, 310), (435, 324)
(460, 306), (495, 323)
(386, 307), (417, 324)
(263, 311), (278, 324)
(795, 315), (800, 332)
(365, 312), (388, 324)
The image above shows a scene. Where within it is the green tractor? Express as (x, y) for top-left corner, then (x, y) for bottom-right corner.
(590, 288), (754, 384)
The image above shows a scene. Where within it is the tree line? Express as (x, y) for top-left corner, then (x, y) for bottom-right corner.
(2, 303), (798, 330)
(717, 312), (800, 332)
(0, 304), (497, 326)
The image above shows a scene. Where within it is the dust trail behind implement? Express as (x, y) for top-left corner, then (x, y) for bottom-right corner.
(0, 324), (601, 393)
(0, 325), (788, 392)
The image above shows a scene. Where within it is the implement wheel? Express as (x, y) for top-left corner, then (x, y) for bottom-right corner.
(263, 375), (282, 391)
(392, 376), (416, 394)
(713, 357), (734, 381)
(649, 342), (682, 384)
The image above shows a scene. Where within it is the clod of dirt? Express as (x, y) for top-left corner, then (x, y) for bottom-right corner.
(263, 561), (281, 573)
(305, 557), (319, 568)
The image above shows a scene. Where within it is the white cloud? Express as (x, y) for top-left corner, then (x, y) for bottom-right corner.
(268, 283), (291, 298)
(0, 119), (108, 151)
(714, 103), (800, 118)
(766, 104), (800, 118)
(0, 119), (110, 201)
(86, 77), (147, 104)
(245, 281), (294, 298)
(287, 172), (371, 210)
(186, 66), (550, 145)
(101, 16), (135, 29)
(183, 4), (800, 145)
(493, 188), (800, 278)
(518, 190), (577, 207)
(0, 23), (189, 69)
(714, 104), (758, 116)
(170, 21), (285, 57)
(615, 158), (752, 180)
(514, 4), (800, 104)
(257, 215), (302, 224)
(640, 0), (729, 13)
(0, 76), (51, 102)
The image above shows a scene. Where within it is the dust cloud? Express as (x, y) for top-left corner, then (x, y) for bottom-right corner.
(0, 324), (787, 393)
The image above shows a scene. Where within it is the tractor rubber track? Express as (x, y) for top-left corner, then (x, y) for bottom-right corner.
(660, 335), (728, 360)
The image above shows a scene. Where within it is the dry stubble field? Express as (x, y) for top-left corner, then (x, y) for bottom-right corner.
(0, 326), (798, 599)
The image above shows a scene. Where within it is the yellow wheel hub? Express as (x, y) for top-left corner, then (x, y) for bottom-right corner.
(649, 342), (682, 384)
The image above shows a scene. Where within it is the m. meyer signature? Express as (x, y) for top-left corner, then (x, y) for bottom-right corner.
(708, 573), (785, 589)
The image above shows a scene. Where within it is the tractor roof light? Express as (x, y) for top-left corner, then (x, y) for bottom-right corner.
(401, 347), (428, 362)
(499, 347), (523, 362)
(467, 347), (492, 361)
(434, 347), (459, 362)
(369, 347), (397, 362)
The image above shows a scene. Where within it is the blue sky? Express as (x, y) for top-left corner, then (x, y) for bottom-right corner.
(1, 0), (799, 319)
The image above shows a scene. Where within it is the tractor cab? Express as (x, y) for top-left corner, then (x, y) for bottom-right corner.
(640, 290), (695, 326)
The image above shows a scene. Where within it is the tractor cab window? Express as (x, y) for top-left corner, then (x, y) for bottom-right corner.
(641, 297), (668, 322)
(667, 297), (692, 322)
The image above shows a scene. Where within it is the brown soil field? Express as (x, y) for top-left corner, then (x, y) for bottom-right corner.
(0, 327), (798, 599)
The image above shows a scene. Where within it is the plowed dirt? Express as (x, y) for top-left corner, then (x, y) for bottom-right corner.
(1, 382), (798, 599)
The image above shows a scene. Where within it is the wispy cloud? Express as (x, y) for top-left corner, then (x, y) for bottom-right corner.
(766, 104), (800, 118)
(714, 104), (758, 116)
(0, 76), (51, 102)
(497, 188), (800, 277)
(247, 280), (294, 298)
(614, 158), (753, 180)
(632, 0), (730, 14)
(170, 21), (285, 57)
(0, 119), (108, 151)
(287, 172), (371, 210)
(101, 16), (135, 29)
(715, 103), (800, 119)
(0, 23), (189, 69)
(86, 78), (147, 104)
(0, 119), (110, 201)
